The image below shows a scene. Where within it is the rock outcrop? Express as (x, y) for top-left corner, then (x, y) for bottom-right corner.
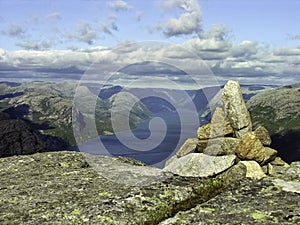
(0, 151), (229, 225)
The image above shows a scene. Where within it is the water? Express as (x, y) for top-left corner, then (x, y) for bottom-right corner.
(76, 111), (199, 168)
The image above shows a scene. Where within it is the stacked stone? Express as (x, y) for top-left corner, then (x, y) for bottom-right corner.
(164, 80), (289, 179)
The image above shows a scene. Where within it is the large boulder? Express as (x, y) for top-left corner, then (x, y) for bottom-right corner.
(163, 153), (237, 177)
(222, 80), (252, 138)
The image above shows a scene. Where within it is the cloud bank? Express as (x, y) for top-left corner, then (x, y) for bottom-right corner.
(0, 38), (299, 86)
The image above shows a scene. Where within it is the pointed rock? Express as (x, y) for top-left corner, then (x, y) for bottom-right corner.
(176, 138), (198, 157)
(254, 125), (272, 146)
(222, 80), (252, 138)
(163, 153), (237, 177)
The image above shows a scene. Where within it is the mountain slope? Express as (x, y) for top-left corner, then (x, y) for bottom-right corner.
(247, 83), (300, 162)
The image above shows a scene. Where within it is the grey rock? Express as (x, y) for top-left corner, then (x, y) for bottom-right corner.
(163, 153), (237, 177)
(165, 155), (178, 167)
(272, 179), (300, 194)
(222, 80), (252, 138)
(210, 107), (234, 137)
(202, 137), (240, 156)
(197, 123), (212, 139)
(263, 147), (278, 163)
(197, 108), (233, 140)
(176, 138), (198, 157)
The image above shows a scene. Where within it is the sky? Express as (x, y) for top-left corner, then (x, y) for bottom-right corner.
(0, 0), (300, 86)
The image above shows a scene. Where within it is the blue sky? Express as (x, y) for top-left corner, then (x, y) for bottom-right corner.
(1, 0), (299, 50)
(0, 0), (299, 85)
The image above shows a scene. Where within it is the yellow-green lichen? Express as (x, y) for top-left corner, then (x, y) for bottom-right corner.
(251, 212), (266, 220)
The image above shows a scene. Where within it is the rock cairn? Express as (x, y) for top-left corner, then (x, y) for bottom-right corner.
(164, 80), (289, 179)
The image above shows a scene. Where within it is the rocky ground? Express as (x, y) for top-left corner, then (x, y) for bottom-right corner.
(0, 151), (299, 225)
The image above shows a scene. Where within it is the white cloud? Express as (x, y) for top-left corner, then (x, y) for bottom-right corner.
(156, 0), (202, 37)
(0, 40), (300, 85)
(108, 0), (132, 11)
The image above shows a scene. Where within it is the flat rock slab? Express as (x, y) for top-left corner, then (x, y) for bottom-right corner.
(0, 151), (227, 225)
(163, 153), (237, 177)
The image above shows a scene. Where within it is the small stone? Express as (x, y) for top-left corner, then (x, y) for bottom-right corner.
(263, 147), (277, 163)
(267, 163), (274, 175)
(176, 138), (198, 157)
(240, 161), (266, 179)
(163, 153), (237, 177)
(270, 157), (289, 167)
(222, 80), (252, 138)
(254, 126), (272, 146)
